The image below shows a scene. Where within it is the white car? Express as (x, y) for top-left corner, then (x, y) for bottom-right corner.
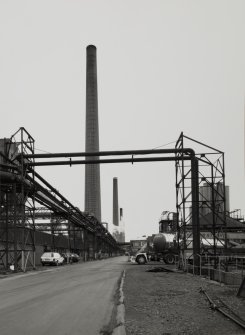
(40, 252), (64, 266)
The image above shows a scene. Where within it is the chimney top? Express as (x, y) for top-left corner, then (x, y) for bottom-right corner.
(87, 45), (96, 50)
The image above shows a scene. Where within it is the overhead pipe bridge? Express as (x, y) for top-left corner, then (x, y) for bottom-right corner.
(23, 146), (201, 270)
(1, 127), (228, 273)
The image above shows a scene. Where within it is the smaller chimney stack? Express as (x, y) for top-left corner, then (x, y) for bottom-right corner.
(113, 177), (119, 226)
(120, 208), (123, 220)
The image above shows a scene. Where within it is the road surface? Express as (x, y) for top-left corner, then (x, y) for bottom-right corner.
(0, 256), (127, 335)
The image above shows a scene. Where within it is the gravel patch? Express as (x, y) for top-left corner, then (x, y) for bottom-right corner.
(124, 263), (245, 335)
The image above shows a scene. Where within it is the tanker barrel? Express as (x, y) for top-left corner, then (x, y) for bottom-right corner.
(153, 233), (167, 253)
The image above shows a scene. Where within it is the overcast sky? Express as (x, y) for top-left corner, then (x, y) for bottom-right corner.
(0, 1), (244, 240)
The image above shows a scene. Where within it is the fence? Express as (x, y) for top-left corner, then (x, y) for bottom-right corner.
(180, 254), (245, 286)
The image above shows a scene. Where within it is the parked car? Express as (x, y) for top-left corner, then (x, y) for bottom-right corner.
(40, 252), (64, 266)
(71, 253), (80, 262)
(62, 253), (73, 264)
(61, 252), (80, 263)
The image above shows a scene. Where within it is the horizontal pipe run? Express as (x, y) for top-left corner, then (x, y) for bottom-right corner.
(22, 148), (195, 159)
(25, 171), (101, 233)
(26, 156), (190, 167)
(30, 170), (84, 215)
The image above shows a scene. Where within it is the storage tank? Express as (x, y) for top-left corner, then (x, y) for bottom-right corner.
(153, 233), (167, 252)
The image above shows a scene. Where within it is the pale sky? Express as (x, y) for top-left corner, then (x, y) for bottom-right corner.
(0, 0), (244, 240)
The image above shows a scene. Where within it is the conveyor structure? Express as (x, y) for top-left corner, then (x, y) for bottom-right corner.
(0, 128), (118, 272)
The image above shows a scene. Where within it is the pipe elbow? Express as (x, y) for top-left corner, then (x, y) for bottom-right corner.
(184, 148), (195, 157)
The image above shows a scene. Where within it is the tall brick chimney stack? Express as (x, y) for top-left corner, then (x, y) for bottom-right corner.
(84, 45), (101, 221)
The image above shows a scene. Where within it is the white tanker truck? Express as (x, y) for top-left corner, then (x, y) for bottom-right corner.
(135, 233), (178, 265)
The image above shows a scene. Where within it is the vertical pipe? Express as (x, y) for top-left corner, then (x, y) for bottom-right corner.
(175, 153), (180, 248)
(32, 138), (36, 269)
(211, 165), (217, 267)
(20, 129), (25, 271)
(191, 157), (200, 273)
(180, 134), (186, 249)
(85, 45), (101, 222)
(222, 153), (227, 254)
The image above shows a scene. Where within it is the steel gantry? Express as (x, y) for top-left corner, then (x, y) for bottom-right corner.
(0, 128), (36, 271)
(175, 132), (228, 269)
(0, 127), (229, 272)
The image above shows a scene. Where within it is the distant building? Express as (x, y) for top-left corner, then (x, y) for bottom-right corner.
(199, 182), (230, 216)
(159, 211), (178, 233)
(112, 227), (125, 243)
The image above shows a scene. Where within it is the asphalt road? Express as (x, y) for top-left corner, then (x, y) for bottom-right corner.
(0, 256), (127, 335)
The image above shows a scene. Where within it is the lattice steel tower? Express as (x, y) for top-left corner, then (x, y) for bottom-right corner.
(85, 45), (101, 221)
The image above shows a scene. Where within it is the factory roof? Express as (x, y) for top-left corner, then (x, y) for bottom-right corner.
(200, 212), (245, 230)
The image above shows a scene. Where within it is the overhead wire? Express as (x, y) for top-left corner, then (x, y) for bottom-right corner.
(35, 148), (53, 154)
(151, 140), (176, 150)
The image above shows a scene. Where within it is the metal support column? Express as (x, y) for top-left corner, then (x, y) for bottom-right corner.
(13, 183), (18, 272)
(191, 157), (200, 272)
